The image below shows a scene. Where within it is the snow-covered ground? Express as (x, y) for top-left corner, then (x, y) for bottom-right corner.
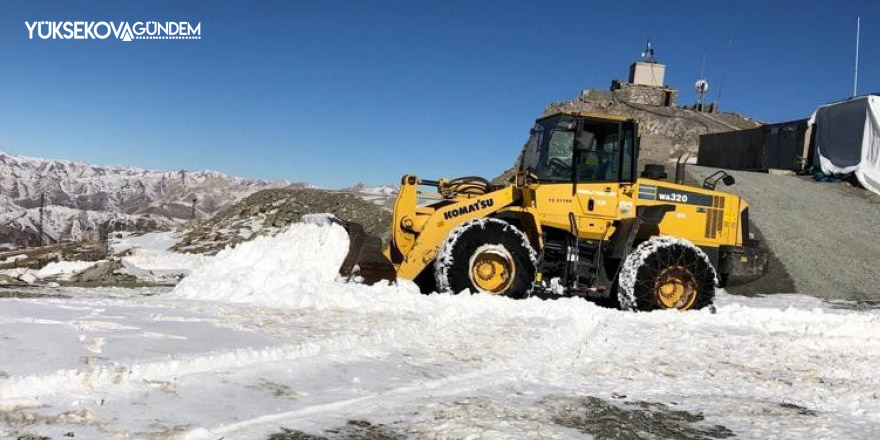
(110, 231), (181, 254)
(1, 232), (205, 285)
(1, 223), (879, 439)
(113, 232), (209, 282)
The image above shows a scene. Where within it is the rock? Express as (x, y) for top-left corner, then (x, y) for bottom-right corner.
(69, 260), (138, 284)
(0, 274), (27, 286)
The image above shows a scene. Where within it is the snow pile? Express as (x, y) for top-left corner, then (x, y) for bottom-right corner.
(172, 220), (421, 310)
(107, 232), (209, 280)
(35, 260), (101, 280)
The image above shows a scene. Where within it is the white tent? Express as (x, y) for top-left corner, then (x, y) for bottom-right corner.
(811, 95), (880, 196)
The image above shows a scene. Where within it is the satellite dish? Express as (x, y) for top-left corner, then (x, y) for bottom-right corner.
(694, 79), (710, 111)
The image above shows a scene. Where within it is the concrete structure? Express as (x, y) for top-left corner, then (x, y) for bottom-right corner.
(609, 81), (678, 107)
(629, 61), (666, 87)
(578, 59), (678, 108)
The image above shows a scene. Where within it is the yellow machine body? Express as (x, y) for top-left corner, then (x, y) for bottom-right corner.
(386, 174), (748, 283)
(342, 111), (768, 305)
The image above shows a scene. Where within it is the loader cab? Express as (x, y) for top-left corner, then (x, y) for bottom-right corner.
(520, 113), (638, 185)
(520, 112), (639, 238)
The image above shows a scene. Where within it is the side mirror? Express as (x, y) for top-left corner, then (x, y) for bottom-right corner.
(702, 171), (735, 190)
(575, 131), (595, 152)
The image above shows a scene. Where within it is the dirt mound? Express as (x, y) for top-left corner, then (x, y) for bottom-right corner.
(689, 165), (880, 300)
(173, 188), (391, 254)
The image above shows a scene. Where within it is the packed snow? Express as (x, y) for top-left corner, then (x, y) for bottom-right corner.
(110, 231), (181, 253)
(113, 232), (209, 280)
(1, 221), (879, 439)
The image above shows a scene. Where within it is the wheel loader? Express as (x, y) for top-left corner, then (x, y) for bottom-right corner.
(340, 111), (768, 311)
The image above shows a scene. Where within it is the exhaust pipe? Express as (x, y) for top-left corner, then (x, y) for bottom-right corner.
(675, 152), (691, 185)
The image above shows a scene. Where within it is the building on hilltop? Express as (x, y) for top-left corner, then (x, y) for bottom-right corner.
(580, 42), (679, 108)
(492, 42), (762, 184)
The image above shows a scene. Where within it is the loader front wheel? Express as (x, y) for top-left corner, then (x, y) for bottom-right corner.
(435, 219), (536, 298)
(617, 237), (717, 311)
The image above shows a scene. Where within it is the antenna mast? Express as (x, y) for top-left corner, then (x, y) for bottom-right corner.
(716, 37), (732, 110)
(38, 192), (45, 246)
(854, 16), (861, 97)
(642, 39), (655, 63)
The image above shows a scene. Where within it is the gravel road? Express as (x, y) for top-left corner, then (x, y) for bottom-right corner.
(688, 165), (880, 300)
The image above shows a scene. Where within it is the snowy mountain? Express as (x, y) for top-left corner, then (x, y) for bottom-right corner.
(341, 183), (397, 196)
(0, 151), (289, 248)
(339, 183), (398, 209)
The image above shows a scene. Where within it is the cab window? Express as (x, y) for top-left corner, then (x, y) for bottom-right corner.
(521, 118), (576, 182)
(621, 128), (635, 182)
(521, 116), (630, 184)
(577, 131), (619, 182)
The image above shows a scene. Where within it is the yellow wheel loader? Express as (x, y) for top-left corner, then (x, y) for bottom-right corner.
(340, 111), (768, 311)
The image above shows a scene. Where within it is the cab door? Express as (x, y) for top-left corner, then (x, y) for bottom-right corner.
(577, 183), (620, 219)
(575, 183), (620, 236)
(522, 115), (635, 240)
(570, 121), (633, 239)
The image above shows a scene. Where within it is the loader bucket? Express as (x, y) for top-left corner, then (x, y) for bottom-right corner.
(337, 220), (397, 285)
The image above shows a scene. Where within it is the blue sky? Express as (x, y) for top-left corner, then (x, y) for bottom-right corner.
(0, 1), (877, 187)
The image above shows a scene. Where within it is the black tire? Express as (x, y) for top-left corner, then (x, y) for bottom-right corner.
(617, 237), (717, 311)
(434, 219), (537, 298)
(413, 266), (437, 294)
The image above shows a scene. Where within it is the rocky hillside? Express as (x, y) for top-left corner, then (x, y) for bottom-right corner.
(0, 151), (290, 248)
(494, 92), (761, 183)
(173, 188), (392, 254)
(546, 92), (760, 160)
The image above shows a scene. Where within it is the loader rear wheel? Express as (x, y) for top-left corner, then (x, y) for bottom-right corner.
(618, 237), (716, 311)
(435, 219), (536, 298)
